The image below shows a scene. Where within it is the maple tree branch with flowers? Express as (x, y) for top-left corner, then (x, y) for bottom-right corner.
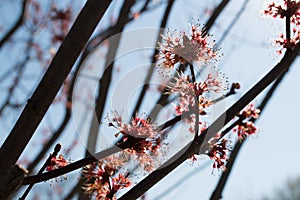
(22, 5), (300, 197)
(1, 1), (297, 199)
(211, 1), (299, 199)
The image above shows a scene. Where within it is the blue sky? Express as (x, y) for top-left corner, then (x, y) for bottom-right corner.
(1, 0), (300, 199)
(114, 1), (300, 199)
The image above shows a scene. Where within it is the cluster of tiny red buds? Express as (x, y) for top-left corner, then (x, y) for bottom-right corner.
(156, 21), (227, 136)
(240, 103), (260, 119)
(110, 174), (131, 195)
(128, 137), (161, 154)
(46, 154), (69, 171)
(264, 0), (300, 19)
(168, 73), (222, 114)
(107, 111), (158, 139)
(82, 157), (131, 200)
(167, 71), (224, 134)
(233, 103), (260, 139)
(264, 0), (300, 53)
(233, 121), (258, 139)
(106, 111), (163, 172)
(207, 138), (228, 170)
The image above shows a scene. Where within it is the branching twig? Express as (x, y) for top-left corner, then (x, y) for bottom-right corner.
(0, 39), (31, 117)
(19, 144), (62, 200)
(0, 1), (112, 198)
(149, 0), (231, 119)
(22, 44), (300, 187)
(0, 0), (28, 49)
(119, 45), (300, 199)
(202, 0), (230, 37)
(210, 70), (289, 200)
(210, 5), (295, 198)
(22, 113), (183, 185)
(130, 0), (175, 119)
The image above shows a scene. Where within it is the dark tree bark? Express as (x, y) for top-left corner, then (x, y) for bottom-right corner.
(0, 0), (112, 198)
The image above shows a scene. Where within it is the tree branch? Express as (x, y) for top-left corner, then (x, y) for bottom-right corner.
(210, 49), (292, 200)
(0, 0), (28, 49)
(119, 45), (300, 199)
(22, 43), (300, 188)
(0, 0), (112, 198)
(149, 0), (231, 119)
(202, 0), (230, 37)
(130, 0), (175, 119)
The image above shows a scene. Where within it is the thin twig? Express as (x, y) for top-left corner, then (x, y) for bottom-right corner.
(210, 5), (294, 198)
(0, 0), (28, 49)
(19, 144), (61, 200)
(22, 113), (183, 185)
(118, 45), (300, 199)
(130, 0), (175, 119)
(0, 1), (112, 198)
(202, 0), (230, 37)
(210, 71), (290, 200)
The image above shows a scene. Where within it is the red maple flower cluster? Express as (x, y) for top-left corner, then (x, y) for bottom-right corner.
(240, 103), (260, 119)
(83, 156), (131, 200)
(46, 154), (69, 171)
(207, 139), (228, 170)
(233, 121), (258, 139)
(156, 22), (220, 75)
(106, 112), (162, 172)
(233, 103), (260, 139)
(155, 22), (227, 135)
(167, 72), (223, 99)
(107, 111), (159, 139)
(264, 0), (300, 53)
(167, 71), (225, 133)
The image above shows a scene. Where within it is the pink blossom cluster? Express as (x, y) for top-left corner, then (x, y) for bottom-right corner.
(168, 72), (224, 134)
(264, 0), (300, 53)
(233, 103), (260, 139)
(207, 139), (228, 170)
(156, 22), (220, 73)
(233, 121), (258, 139)
(204, 104), (260, 170)
(106, 112), (162, 172)
(167, 73), (223, 98)
(156, 23), (226, 135)
(82, 156), (131, 200)
(107, 111), (158, 139)
(240, 103), (260, 119)
(46, 154), (69, 171)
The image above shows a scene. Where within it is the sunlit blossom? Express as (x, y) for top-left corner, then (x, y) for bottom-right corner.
(233, 121), (258, 139)
(106, 111), (159, 139)
(156, 22), (220, 74)
(82, 155), (131, 200)
(264, 0), (300, 52)
(46, 154), (69, 171)
(207, 138), (229, 170)
(240, 103), (260, 119)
